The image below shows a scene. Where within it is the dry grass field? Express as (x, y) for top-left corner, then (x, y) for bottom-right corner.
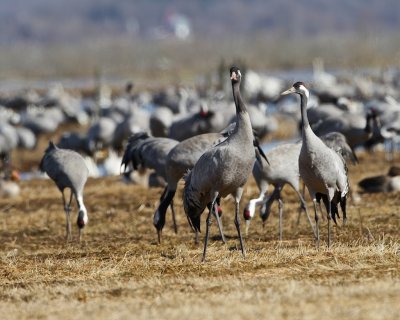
(1, 147), (400, 319)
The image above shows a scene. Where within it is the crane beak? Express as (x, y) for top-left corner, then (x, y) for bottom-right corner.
(281, 87), (295, 95)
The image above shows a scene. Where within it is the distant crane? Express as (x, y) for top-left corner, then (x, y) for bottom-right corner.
(358, 166), (400, 193)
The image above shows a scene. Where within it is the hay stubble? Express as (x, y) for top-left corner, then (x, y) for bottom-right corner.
(0, 151), (399, 319)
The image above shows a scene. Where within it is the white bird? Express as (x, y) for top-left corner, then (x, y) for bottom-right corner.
(183, 66), (255, 261)
(39, 141), (89, 241)
(282, 82), (349, 248)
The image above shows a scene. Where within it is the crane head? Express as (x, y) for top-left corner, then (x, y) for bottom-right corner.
(243, 200), (256, 221)
(230, 66), (242, 83)
(243, 207), (252, 221)
(243, 203), (255, 236)
(77, 208), (88, 229)
(281, 82), (310, 99)
(198, 102), (214, 118)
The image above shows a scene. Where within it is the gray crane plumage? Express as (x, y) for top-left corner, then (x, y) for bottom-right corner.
(306, 104), (344, 126)
(154, 126), (267, 243)
(244, 132), (355, 238)
(319, 132), (358, 164)
(39, 141), (89, 241)
(153, 132), (226, 243)
(22, 111), (60, 135)
(183, 66), (255, 261)
(86, 117), (117, 152)
(168, 104), (225, 141)
(121, 132), (179, 182)
(150, 107), (174, 137)
(243, 142), (315, 239)
(312, 109), (380, 149)
(16, 127), (37, 150)
(58, 132), (93, 156)
(282, 82), (349, 248)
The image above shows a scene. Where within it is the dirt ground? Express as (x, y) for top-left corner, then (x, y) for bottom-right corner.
(0, 147), (399, 319)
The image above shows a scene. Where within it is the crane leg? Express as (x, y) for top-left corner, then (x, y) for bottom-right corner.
(278, 189), (283, 241)
(313, 200), (320, 249)
(202, 195), (218, 262)
(63, 190), (73, 241)
(234, 189), (246, 259)
(170, 199), (178, 234)
(296, 182), (306, 225)
(65, 211), (71, 242)
(319, 199), (326, 221)
(213, 199), (226, 244)
(296, 202), (303, 226)
(278, 199), (283, 241)
(68, 191), (74, 240)
(297, 191), (316, 237)
(389, 138), (395, 162)
(327, 200), (332, 248)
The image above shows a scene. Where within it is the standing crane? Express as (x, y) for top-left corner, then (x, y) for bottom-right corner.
(183, 66), (255, 261)
(154, 132), (226, 243)
(282, 82), (349, 248)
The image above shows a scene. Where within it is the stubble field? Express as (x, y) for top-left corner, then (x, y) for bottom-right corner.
(0, 147), (399, 320)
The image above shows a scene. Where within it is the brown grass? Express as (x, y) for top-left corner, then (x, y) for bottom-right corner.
(1, 149), (400, 320)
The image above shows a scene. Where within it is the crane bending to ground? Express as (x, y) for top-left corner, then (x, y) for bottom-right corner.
(39, 141), (89, 241)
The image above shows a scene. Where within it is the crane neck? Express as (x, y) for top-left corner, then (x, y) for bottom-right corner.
(364, 114), (372, 133)
(155, 190), (176, 223)
(300, 93), (310, 131)
(232, 81), (247, 114)
(179, 93), (188, 115)
(76, 195), (86, 212)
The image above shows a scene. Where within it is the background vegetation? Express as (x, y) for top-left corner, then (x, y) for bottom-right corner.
(1, 0), (400, 85)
